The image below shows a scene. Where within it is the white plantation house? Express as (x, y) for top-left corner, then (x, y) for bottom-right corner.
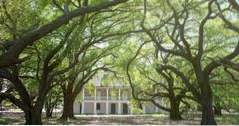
(73, 74), (160, 115)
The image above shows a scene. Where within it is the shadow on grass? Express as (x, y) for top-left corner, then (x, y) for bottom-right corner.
(43, 115), (199, 125)
(1, 113), (239, 125)
(0, 117), (23, 125)
(216, 114), (239, 125)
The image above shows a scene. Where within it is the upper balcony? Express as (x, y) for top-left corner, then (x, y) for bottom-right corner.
(83, 87), (131, 101)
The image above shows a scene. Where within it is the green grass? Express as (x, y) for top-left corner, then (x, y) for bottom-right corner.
(0, 117), (22, 125)
(0, 113), (239, 125)
(0, 118), (8, 125)
(43, 114), (239, 125)
(216, 114), (239, 125)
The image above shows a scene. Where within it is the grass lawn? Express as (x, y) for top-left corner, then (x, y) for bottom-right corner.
(0, 112), (239, 125)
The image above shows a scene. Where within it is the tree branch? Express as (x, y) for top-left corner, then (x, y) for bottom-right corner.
(0, 0), (128, 68)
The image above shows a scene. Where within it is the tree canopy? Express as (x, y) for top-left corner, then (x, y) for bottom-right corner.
(0, 0), (239, 125)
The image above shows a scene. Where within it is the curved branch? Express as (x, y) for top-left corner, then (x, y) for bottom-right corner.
(228, 0), (239, 11)
(0, 0), (128, 68)
(0, 69), (31, 106)
(126, 42), (148, 101)
(151, 99), (171, 112)
(0, 93), (24, 110)
(204, 42), (239, 74)
(156, 64), (201, 101)
(197, 0), (215, 59)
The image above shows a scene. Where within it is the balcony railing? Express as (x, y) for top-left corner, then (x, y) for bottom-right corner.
(96, 96), (107, 100)
(120, 97), (129, 100)
(84, 96), (129, 101)
(108, 97), (118, 100)
(84, 96), (95, 100)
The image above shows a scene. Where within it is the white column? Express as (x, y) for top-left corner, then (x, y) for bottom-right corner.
(118, 103), (121, 114)
(106, 88), (109, 114)
(94, 102), (96, 115)
(106, 88), (109, 100)
(95, 88), (97, 100)
(82, 88), (85, 100)
(118, 88), (121, 100)
(143, 105), (145, 114)
(94, 88), (97, 115)
(81, 88), (85, 114)
(81, 102), (84, 114)
(118, 88), (121, 114)
(156, 106), (159, 112)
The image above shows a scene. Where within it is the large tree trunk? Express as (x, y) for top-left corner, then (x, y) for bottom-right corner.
(201, 100), (216, 125)
(31, 110), (42, 125)
(169, 100), (182, 120)
(24, 110), (32, 125)
(193, 64), (217, 125)
(200, 80), (216, 125)
(24, 108), (42, 125)
(25, 96), (45, 124)
(61, 93), (75, 120)
(0, 80), (2, 113)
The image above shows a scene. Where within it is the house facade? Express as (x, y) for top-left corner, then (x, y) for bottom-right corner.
(73, 74), (160, 115)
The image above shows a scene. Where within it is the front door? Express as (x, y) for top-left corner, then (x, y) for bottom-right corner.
(123, 103), (128, 114)
(111, 103), (116, 114)
(96, 103), (101, 114)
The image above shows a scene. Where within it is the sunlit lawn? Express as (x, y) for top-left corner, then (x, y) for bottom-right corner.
(0, 112), (239, 125)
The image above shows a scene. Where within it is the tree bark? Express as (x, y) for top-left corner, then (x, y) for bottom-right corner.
(200, 80), (217, 125)
(24, 110), (32, 125)
(24, 108), (42, 125)
(27, 95), (46, 124)
(193, 63), (217, 125)
(169, 101), (182, 120)
(61, 93), (75, 120)
(201, 100), (216, 125)
(0, 80), (2, 113)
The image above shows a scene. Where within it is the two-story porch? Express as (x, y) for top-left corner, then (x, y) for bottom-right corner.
(74, 86), (131, 115)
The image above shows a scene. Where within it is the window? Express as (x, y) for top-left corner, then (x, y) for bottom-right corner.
(96, 103), (101, 110)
